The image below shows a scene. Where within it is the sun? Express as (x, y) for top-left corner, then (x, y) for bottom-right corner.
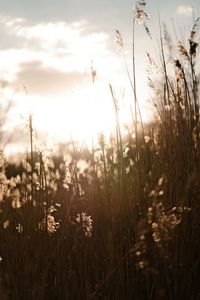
(4, 67), (153, 154)
(9, 81), (118, 147)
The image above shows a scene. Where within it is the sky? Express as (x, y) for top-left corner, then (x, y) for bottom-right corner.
(0, 0), (199, 154)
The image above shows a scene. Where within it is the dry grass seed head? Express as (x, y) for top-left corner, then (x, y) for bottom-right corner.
(134, 0), (152, 38)
(115, 29), (124, 50)
(178, 40), (190, 60)
(190, 17), (200, 42)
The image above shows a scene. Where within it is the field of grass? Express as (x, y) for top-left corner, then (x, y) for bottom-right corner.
(0, 6), (200, 300)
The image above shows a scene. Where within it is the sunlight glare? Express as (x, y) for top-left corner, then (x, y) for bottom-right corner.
(8, 73), (153, 150)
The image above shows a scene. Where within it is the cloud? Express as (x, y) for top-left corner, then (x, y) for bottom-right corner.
(176, 5), (193, 16)
(0, 0), (126, 31)
(0, 16), (27, 50)
(0, 14), (122, 103)
(15, 20), (111, 71)
(0, 15), (116, 80)
(15, 61), (87, 95)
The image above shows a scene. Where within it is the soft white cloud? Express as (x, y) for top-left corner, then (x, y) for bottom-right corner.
(176, 5), (193, 16)
(0, 15), (120, 82)
(15, 20), (115, 73)
(15, 61), (88, 95)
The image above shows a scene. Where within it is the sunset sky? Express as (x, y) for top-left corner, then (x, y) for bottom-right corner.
(0, 0), (199, 153)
